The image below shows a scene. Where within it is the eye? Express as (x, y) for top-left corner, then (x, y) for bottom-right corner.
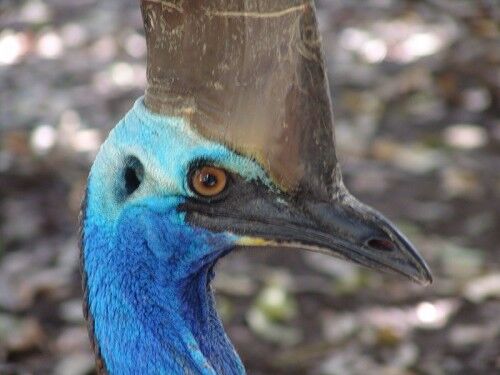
(124, 156), (144, 196)
(190, 165), (228, 198)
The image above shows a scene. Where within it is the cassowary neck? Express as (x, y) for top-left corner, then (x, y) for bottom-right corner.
(82, 207), (245, 374)
(178, 267), (245, 374)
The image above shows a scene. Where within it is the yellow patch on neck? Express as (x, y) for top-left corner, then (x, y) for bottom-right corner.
(236, 236), (275, 247)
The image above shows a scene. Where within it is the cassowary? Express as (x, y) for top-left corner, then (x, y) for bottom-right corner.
(80, 0), (432, 373)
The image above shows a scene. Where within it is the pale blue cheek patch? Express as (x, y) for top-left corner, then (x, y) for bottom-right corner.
(87, 97), (272, 222)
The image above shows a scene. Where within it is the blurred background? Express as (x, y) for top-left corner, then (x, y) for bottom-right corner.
(0, 0), (499, 374)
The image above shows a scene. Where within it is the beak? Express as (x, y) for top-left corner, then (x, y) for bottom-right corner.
(182, 180), (433, 285)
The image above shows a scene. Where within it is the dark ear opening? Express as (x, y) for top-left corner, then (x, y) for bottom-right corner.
(124, 156), (144, 196)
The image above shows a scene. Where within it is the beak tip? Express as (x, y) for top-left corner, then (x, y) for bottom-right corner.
(413, 263), (433, 286)
(416, 275), (433, 286)
(423, 272), (434, 286)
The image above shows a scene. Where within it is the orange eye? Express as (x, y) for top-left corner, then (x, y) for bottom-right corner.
(191, 166), (228, 197)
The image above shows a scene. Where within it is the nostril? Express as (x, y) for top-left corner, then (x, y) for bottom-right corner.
(367, 238), (396, 252)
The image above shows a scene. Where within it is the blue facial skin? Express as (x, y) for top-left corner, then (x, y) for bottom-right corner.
(82, 98), (271, 374)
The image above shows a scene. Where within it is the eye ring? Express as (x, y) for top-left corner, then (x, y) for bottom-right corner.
(189, 165), (228, 198)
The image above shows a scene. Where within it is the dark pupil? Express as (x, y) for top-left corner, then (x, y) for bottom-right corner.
(201, 173), (217, 188)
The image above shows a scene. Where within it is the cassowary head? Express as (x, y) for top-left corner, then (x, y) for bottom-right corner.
(81, 1), (432, 374)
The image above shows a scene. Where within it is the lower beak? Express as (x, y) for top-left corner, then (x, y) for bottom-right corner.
(183, 184), (432, 285)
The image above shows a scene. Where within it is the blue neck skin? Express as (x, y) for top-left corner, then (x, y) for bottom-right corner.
(83, 199), (245, 375)
(81, 99), (272, 374)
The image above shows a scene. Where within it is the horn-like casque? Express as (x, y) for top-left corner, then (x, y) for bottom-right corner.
(140, 0), (338, 198)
